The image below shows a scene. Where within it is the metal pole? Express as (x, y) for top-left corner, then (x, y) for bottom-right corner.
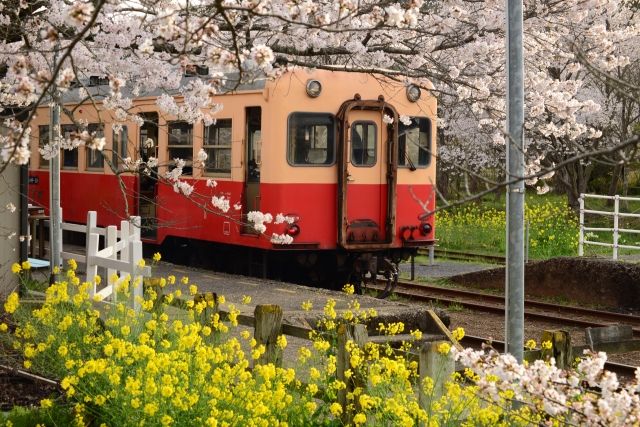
(49, 48), (62, 278)
(578, 195), (584, 257)
(505, 0), (525, 363)
(613, 195), (619, 261)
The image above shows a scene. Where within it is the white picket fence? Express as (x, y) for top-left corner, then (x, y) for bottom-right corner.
(60, 210), (151, 311)
(579, 194), (640, 260)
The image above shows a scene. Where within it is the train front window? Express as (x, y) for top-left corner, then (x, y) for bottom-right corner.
(86, 123), (104, 170)
(287, 113), (335, 166)
(167, 121), (193, 176)
(398, 117), (431, 168)
(203, 119), (232, 175)
(350, 121), (377, 167)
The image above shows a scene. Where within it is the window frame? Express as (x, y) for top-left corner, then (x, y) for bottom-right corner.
(286, 112), (336, 167)
(167, 121), (193, 176)
(398, 116), (432, 169)
(350, 120), (377, 168)
(203, 119), (232, 176)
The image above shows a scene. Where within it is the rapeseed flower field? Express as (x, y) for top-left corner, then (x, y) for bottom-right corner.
(3, 259), (640, 426)
(437, 197), (579, 258)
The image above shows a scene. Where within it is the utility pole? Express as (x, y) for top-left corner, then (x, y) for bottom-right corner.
(49, 49), (62, 279)
(505, 0), (525, 362)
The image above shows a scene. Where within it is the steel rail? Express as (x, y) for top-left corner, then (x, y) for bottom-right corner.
(370, 281), (640, 334)
(393, 280), (640, 326)
(418, 248), (506, 265)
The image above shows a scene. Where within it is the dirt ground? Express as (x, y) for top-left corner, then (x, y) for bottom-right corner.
(450, 257), (640, 311)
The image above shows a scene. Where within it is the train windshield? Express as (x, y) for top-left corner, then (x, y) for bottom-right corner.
(287, 113), (335, 166)
(398, 117), (431, 168)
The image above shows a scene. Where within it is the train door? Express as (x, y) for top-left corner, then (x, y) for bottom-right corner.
(138, 112), (159, 239)
(337, 98), (398, 248)
(243, 107), (262, 231)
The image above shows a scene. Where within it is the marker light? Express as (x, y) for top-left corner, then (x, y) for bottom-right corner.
(419, 222), (432, 236)
(406, 84), (421, 102)
(306, 79), (322, 98)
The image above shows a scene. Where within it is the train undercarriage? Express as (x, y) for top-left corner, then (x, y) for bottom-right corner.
(156, 236), (419, 297)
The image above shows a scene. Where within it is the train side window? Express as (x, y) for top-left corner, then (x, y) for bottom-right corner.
(61, 124), (78, 169)
(39, 125), (49, 169)
(167, 121), (193, 176)
(203, 119), (232, 175)
(398, 117), (431, 168)
(112, 125), (128, 171)
(287, 113), (335, 166)
(86, 123), (104, 171)
(351, 121), (377, 167)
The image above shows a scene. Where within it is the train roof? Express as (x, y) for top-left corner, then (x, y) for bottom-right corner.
(42, 71), (267, 106)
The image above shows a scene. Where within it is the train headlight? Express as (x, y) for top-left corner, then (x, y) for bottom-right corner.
(406, 84), (421, 102)
(306, 79), (322, 98)
(419, 222), (432, 236)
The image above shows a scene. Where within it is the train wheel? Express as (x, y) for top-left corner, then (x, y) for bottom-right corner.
(376, 258), (398, 299)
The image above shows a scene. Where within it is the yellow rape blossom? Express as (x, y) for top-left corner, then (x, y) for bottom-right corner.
(153, 252), (162, 262)
(21, 260), (31, 270)
(11, 263), (21, 274)
(342, 283), (355, 295)
(437, 342), (451, 355)
(329, 402), (343, 416)
(452, 327), (465, 341)
(4, 292), (19, 314)
(353, 413), (367, 425)
(277, 335), (287, 349)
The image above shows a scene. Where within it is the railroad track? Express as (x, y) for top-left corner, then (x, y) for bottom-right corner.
(418, 248), (505, 264)
(370, 279), (640, 334)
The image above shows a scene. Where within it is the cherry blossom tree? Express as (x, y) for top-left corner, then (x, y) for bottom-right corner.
(0, 0), (638, 219)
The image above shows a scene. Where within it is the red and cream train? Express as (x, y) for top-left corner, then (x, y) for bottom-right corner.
(28, 68), (436, 290)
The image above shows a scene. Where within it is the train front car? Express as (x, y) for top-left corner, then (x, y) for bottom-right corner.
(263, 69), (436, 293)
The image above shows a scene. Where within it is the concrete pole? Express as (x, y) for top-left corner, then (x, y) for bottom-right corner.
(505, 0), (525, 363)
(49, 53), (62, 278)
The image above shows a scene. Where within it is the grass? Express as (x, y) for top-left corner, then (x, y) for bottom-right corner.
(436, 193), (580, 260)
(447, 302), (466, 312)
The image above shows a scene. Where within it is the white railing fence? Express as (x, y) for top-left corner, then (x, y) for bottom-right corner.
(579, 194), (640, 260)
(60, 210), (151, 311)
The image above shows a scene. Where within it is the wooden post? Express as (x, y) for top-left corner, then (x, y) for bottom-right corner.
(336, 323), (368, 425)
(254, 305), (283, 367)
(419, 340), (455, 412)
(541, 330), (572, 369)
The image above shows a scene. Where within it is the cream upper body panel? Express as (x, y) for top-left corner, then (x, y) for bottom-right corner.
(260, 68), (436, 185)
